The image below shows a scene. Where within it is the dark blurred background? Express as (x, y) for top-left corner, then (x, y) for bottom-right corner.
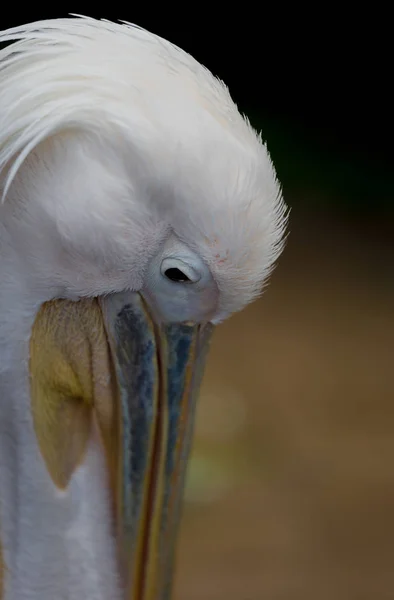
(3, 9), (393, 599)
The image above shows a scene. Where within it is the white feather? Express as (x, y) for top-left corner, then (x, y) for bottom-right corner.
(0, 15), (287, 316)
(0, 16), (287, 600)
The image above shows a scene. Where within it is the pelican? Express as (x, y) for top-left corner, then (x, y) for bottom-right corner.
(0, 16), (287, 600)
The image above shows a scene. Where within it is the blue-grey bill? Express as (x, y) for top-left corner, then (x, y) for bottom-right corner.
(100, 292), (213, 600)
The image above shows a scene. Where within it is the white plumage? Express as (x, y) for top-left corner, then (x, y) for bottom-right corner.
(0, 16), (287, 600)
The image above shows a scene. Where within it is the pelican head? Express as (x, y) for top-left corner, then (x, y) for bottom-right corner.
(0, 16), (287, 600)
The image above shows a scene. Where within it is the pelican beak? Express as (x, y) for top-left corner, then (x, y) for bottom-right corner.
(29, 292), (212, 600)
(100, 292), (213, 600)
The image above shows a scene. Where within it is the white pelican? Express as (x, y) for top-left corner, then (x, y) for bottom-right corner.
(0, 16), (287, 600)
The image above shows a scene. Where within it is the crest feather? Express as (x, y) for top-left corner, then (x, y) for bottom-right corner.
(0, 15), (240, 200)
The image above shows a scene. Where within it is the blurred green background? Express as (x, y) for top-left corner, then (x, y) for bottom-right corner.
(3, 9), (393, 599)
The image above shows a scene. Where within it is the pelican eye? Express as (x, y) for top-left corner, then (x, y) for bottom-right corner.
(160, 257), (201, 284)
(164, 268), (191, 283)
(146, 240), (217, 322)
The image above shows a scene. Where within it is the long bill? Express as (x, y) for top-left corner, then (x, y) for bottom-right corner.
(100, 293), (213, 599)
(29, 292), (213, 600)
